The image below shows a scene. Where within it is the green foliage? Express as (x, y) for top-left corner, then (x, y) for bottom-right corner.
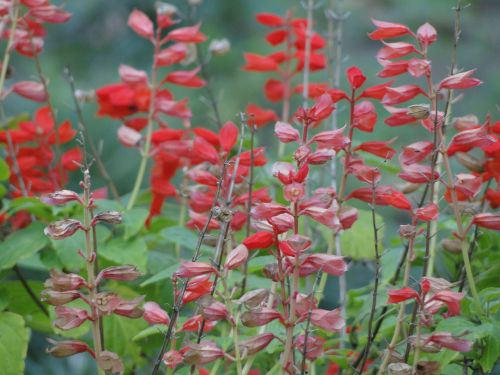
(339, 209), (384, 260)
(0, 222), (48, 271)
(0, 312), (30, 375)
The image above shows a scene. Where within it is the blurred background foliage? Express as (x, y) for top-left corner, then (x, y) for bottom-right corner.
(6, 0), (499, 373)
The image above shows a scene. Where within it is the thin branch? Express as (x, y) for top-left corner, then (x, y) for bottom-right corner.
(64, 66), (121, 202)
(300, 271), (322, 375)
(13, 265), (49, 316)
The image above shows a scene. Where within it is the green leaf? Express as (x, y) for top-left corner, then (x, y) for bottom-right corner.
(338, 209), (384, 260)
(161, 226), (212, 255)
(140, 263), (177, 287)
(0, 281), (52, 333)
(132, 324), (167, 342)
(0, 312), (30, 375)
(122, 207), (149, 239)
(100, 236), (148, 273)
(0, 222), (48, 271)
(104, 314), (147, 372)
(480, 332), (500, 372)
(0, 157), (9, 181)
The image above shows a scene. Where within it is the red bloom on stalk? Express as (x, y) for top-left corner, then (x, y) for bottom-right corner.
(243, 231), (275, 250)
(354, 139), (396, 159)
(368, 19), (412, 40)
(96, 82), (151, 119)
(438, 69), (482, 90)
(346, 66), (366, 89)
(472, 213), (500, 230)
(387, 287), (419, 304)
(246, 104), (278, 128)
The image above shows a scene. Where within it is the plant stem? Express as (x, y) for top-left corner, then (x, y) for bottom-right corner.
(0, 0), (19, 96)
(82, 170), (105, 375)
(127, 31), (161, 211)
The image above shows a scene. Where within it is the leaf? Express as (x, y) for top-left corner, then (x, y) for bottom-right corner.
(161, 226), (212, 255)
(0, 312), (30, 375)
(104, 314), (147, 372)
(132, 324), (167, 342)
(0, 222), (48, 271)
(337, 209), (384, 260)
(140, 263), (178, 287)
(100, 236), (148, 273)
(0, 157), (9, 181)
(480, 332), (500, 372)
(0, 281), (52, 333)
(122, 207), (149, 239)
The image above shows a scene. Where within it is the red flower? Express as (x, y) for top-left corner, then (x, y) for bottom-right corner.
(346, 66), (366, 89)
(354, 139), (396, 159)
(243, 231), (275, 250)
(439, 69), (482, 90)
(242, 53), (279, 72)
(472, 213), (500, 230)
(163, 67), (206, 88)
(166, 23), (207, 43)
(415, 203), (439, 221)
(369, 19), (412, 40)
(128, 9), (154, 39)
(96, 82), (150, 119)
(246, 104), (278, 128)
(387, 287), (419, 304)
(256, 13), (284, 27)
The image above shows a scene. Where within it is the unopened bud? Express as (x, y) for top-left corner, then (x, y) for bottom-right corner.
(94, 292), (122, 316)
(388, 363), (412, 375)
(453, 114), (478, 131)
(44, 219), (83, 240)
(407, 104), (430, 120)
(236, 288), (270, 309)
(97, 351), (124, 374)
(45, 269), (86, 291)
(143, 301), (170, 325)
(163, 350), (183, 369)
(198, 296), (228, 321)
(41, 289), (81, 306)
(97, 265), (142, 282)
(208, 38), (230, 56)
(117, 126), (142, 148)
(263, 263), (280, 282)
(47, 339), (91, 358)
(240, 307), (281, 327)
(174, 261), (216, 279)
(40, 190), (81, 205)
(113, 296), (145, 319)
(183, 341), (225, 366)
(238, 333), (275, 356)
(441, 238), (462, 254)
(455, 152), (483, 173)
(92, 211), (122, 225)
(54, 306), (90, 330)
(224, 244), (248, 270)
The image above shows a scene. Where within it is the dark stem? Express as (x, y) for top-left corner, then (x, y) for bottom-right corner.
(13, 265), (49, 316)
(300, 271), (322, 375)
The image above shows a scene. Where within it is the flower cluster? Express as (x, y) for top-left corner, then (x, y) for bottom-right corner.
(41, 171), (143, 374)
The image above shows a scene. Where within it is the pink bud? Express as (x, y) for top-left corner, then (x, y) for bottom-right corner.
(44, 269), (86, 291)
(40, 190), (81, 205)
(295, 334), (325, 360)
(94, 292), (123, 316)
(339, 206), (358, 230)
(310, 308), (344, 332)
(236, 288), (270, 309)
(118, 125), (142, 147)
(346, 66), (366, 89)
(224, 244), (248, 270)
(198, 296), (228, 321)
(92, 211), (123, 225)
(251, 203), (290, 220)
(238, 333), (275, 356)
(97, 351), (125, 374)
(472, 212), (500, 230)
(41, 289), (81, 306)
(119, 64), (148, 84)
(307, 149), (335, 165)
(12, 81), (47, 102)
(54, 306), (90, 330)
(174, 262), (216, 279)
(438, 69), (482, 90)
(163, 350), (184, 369)
(415, 203), (439, 222)
(47, 339), (92, 358)
(143, 302), (170, 325)
(44, 219), (83, 240)
(274, 121), (299, 143)
(181, 314), (216, 332)
(417, 22), (437, 46)
(113, 296), (145, 319)
(241, 307), (281, 327)
(426, 332), (472, 352)
(30, 5), (72, 23)
(128, 9), (154, 39)
(284, 183), (305, 203)
(183, 341), (225, 365)
(97, 265), (142, 282)
(302, 254), (347, 276)
(263, 263), (281, 282)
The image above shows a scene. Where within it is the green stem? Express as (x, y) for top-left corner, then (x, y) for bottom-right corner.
(0, 0), (19, 95)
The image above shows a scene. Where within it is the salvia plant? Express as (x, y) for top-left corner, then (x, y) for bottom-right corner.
(0, 1), (499, 375)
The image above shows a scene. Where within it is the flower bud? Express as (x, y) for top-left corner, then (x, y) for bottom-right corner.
(339, 206), (358, 230)
(44, 219), (83, 240)
(113, 296), (145, 318)
(175, 261), (216, 279)
(407, 104), (430, 120)
(224, 244), (248, 270)
(181, 314), (216, 332)
(455, 152), (483, 173)
(241, 307), (281, 327)
(12, 80), (47, 102)
(92, 211), (122, 225)
(294, 293), (318, 317)
(208, 38), (230, 56)
(47, 339), (91, 358)
(242, 231), (274, 250)
(387, 363), (412, 375)
(97, 351), (125, 374)
(143, 301), (170, 325)
(399, 224), (416, 239)
(274, 121), (299, 143)
(40, 190), (81, 205)
(263, 263), (280, 282)
(307, 149), (335, 165)
(41, 290), (81, 306)
(163, 350), (183, 369)
(97, 265), (142, 282)
(54, 306), (90, 330)
(236, 288), (270, 309)
(198, 296), (228, 321)
(294, 145), (311, 165)
(238, 333), (275, 356)
(45, 269), (86, 291)
(294, 334), (325, 360)
(117, 125), (142, 147)
(310, 308), (344, 332)
(284, 182), (305, 203)
(183, 341), (225, 366)
(453, 114), (478, 131)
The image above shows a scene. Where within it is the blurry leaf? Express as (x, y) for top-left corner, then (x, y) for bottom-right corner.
(363, 154), (400, 174)
(380, 247), (404, 284)
(140, 264), (177, 287)
(162, 226), (212, 255)
(104, 314), (147, 372)
(0, 184), (6, 198)
(0, 281), (52, 333)
(101, 236), (148, 273)
(52, 226), (110, 271)
(0, 222), (48, 271)
(0, 312), (30, 375)
(0, 157), (9, 180)
(247, 255), (275, 273)
(132, 324), (167, 342)
(337, 209), (384, 260)
(122, 207), (148, 239)
(6, 197), (52, 219)
(479, 332), (500, 372)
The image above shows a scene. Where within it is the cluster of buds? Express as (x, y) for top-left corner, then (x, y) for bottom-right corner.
(41, 171), (143, 374)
